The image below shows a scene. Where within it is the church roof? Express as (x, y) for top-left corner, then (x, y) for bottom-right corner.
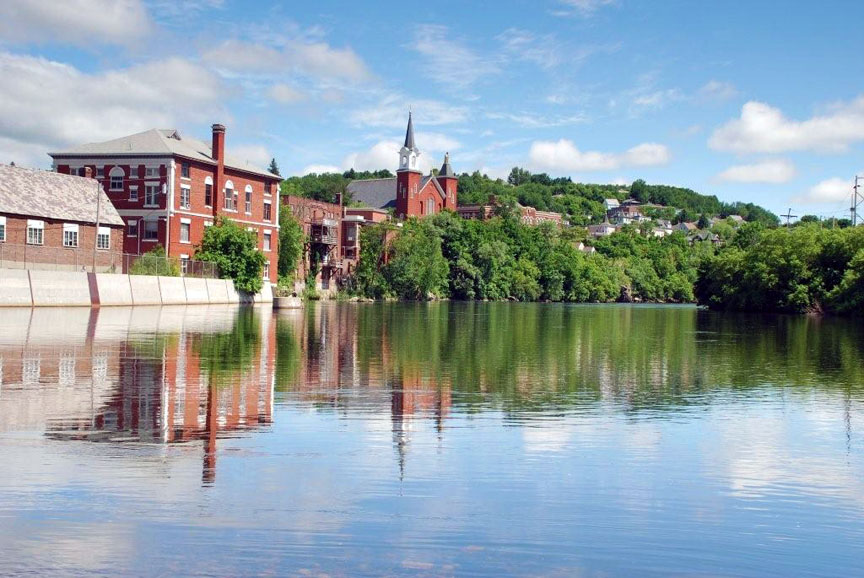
(439, 153), (455, 178)
(347, 177), (398, 209)
(404, 112), (416, 150)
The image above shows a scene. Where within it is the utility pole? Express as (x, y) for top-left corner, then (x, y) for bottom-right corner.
(92, 180), (101, 273)
(852, 176), (863, 227)
(782, 207), (797, 227)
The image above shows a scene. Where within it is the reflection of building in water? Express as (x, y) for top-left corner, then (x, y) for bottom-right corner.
(0, 307), (275, 484)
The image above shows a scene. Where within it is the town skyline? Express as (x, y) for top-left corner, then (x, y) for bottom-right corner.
(1, 0), (862, 219)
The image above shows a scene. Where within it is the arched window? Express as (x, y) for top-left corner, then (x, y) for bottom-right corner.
(224, 179), (235, 210)
(204, 175), (213, 206)
(426, 198), (435, 215)
(108, 166), (124, 191)
(245, 184), (253, 214)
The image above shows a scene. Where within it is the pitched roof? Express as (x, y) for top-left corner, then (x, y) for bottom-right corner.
(439, 153), (455, 177)
(404, 112), (416, 150)
(0, 164), (124, 226)
(50, 129), (280, 180)
(347, 177), (397, 209)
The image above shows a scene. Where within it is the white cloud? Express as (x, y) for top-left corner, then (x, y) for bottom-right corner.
(410, 25), (499, 93)
(267, 83), (306, 105)
(229, 144), (271, 168)
(300, 164), (342, 175)
(0, 51), (226, 156)
(529, 139), (670, 172)
(350, 96), (468, 128)
(498, 29), (560, 69)
(699, 80), (738, 101)
(792, 177), (853, 204)
(416, 132), (461, 153)
(709, 96), (864, 154)
(555, 0), (616, 17)
(716, 159), (797, 184)
(486, 111), (588, 128)
(203, 38), (372, 83)
(0, 0), (152, 47)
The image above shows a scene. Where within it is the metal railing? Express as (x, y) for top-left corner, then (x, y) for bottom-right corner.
(0, 243), (218, 278)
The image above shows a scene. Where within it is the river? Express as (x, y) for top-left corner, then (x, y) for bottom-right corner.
(0, 303), (862, 576)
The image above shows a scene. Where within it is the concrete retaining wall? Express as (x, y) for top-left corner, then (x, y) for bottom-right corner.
(0, 269), (33, 306)
(0, 267), (267, 307)
(183, 277), (210, 304)
(29, 270), (92, 307)
(129, 275), (162, 305)
(95, 273), (133, 306)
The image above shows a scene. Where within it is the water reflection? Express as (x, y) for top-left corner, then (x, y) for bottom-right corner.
(0, 303), (862, 576)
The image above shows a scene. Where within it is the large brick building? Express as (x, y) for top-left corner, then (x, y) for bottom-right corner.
(347, 113), (458, 219)
(0, 164), (124, 271)
(50, 124), (281, 283)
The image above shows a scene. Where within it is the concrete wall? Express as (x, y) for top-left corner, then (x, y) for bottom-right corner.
(29, 270), (92, 307)
(0, 267), (267, 307)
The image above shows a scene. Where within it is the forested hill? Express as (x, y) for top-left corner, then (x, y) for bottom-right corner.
(280, 167), (779, 226)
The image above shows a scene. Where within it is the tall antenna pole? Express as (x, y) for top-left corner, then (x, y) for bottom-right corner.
(853, 176), (863, 227)
(782, 207), (797, 226)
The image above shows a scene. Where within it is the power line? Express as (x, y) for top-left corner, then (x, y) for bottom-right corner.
(782, 207), (798, 226)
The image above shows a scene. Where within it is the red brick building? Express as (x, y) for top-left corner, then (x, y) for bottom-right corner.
(282, 195), (343, 290)
(347, 113), (458, 219)
(0, 164), (124, 271)
(50, 124), (281, 283)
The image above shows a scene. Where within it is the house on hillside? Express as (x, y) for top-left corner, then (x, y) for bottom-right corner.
(347, 113), (458, 219)
(588, 223), (618, 238)
(457, 197), (563, 226)
(676, 222), (699, 232)
(50, 124), (281, 283)
(0, 164), (124, 271)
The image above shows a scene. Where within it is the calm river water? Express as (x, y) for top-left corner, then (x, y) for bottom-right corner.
(0, 303), (862, 577)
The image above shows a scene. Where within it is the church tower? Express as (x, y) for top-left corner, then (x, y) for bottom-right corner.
(396, 112), (422, 219)
(437, 152), (458, 210)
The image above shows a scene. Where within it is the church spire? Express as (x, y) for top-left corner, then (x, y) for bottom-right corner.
(404, 111), (416, 150)
(438, 152), (455, 177)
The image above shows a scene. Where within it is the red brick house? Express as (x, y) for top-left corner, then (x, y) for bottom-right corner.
(0, 164), (124, 271)
(282, 195), (343, 290)
(347, 113), (458, 219)
(50, 124), (281, 283)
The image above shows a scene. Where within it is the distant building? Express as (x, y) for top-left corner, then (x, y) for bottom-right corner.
(50, 124), (281, 283)
(0, 164), (124, 271)
(588, 223), (618, 238)
(282, 195), (343, 291)
(342, 207), (389, 272)
(457, 198), (563, 226)
(347, 113), (458, 219)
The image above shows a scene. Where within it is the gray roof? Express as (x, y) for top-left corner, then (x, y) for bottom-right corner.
(347, 178), (397, 209)
(439, 153), (455, 177)
(404, 113), (416, 150)
(50, 129), (280, 180)
(0, 164), (124, 226)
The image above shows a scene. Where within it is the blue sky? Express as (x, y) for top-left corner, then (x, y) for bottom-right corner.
(1, 0), (862, 218)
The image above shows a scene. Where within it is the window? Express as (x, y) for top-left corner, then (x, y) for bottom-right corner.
(96, 167), (104, 178)
(128, 165), (138, 180)
(181, 162), (190, 178)
(263, 261), (270, 279)
(63, 223), (79, 248)
(265, 182), (273, 196)
(145, 184), (159, 206)
(263, 202), (272, 221)
(109, 166), (124, 190)
(180, 219), (191, 243)
(180, 186), (191, 209)
(263, 231), (271, 252)
(27, 220), (44, 245)
(180, 256), (190, 275)
(97, 226), (110, 250)
(223, 180), (235, 210)
(0, 216), (5, 242)
(144, 220), (159, 241)
(245, 185), (252, 214)
(205, 176), (213, 206)
(129, 186), (138, 201)
(128, 220), (138, 237)
(145, 166), (159, 178)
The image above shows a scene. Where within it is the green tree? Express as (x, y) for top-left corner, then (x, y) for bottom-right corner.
(268, 158), (281, 176)
(385, 220), (449, 299)
(129, 245), (180, 276)
(508, 167), (531, 186)
(697, 214), (711, 229)
(195, 218), (266, 294)
(278, 210), (304, 282)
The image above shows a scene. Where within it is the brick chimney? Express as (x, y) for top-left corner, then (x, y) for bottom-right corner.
(212, 123), (226, 216)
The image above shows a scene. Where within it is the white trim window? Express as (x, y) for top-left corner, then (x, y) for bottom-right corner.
(263, 201), (272, 222)
(145, 166), (160, 178)
(180, 254), (190, 275)
(129, 185), (138, 201)
(179, 218), (191, 243)
(144, 183), (159, 207)
(0, 216), (5, 242)
(63, 223), (79, 248)
(223, 180), (235, 211)
(27, 219), (44, 245)
(263, 231), (271, 252)
(180, 185), (191, 209)
(263, 261), (270, 279)
(109, 167), (124, 191)
(204, 176), (213, 207)
(97, 226), (111, 250)
(127, 220), (138, 237)
(143, 220), (159, 241)
(181, 162), (191, 179)
(245, 185), (253, 214)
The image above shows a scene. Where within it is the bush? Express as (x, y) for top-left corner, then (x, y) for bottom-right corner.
(129, 245), (180, 276)
(195, 217), (266, 294)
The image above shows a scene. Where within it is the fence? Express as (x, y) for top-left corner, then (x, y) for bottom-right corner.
(0, 243), (218, 278)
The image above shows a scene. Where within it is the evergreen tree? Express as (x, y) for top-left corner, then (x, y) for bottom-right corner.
(268, 158), (281, 176)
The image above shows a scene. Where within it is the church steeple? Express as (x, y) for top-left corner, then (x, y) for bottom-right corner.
(438, 152), (454, 177)
(397, 111), (420, 173)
